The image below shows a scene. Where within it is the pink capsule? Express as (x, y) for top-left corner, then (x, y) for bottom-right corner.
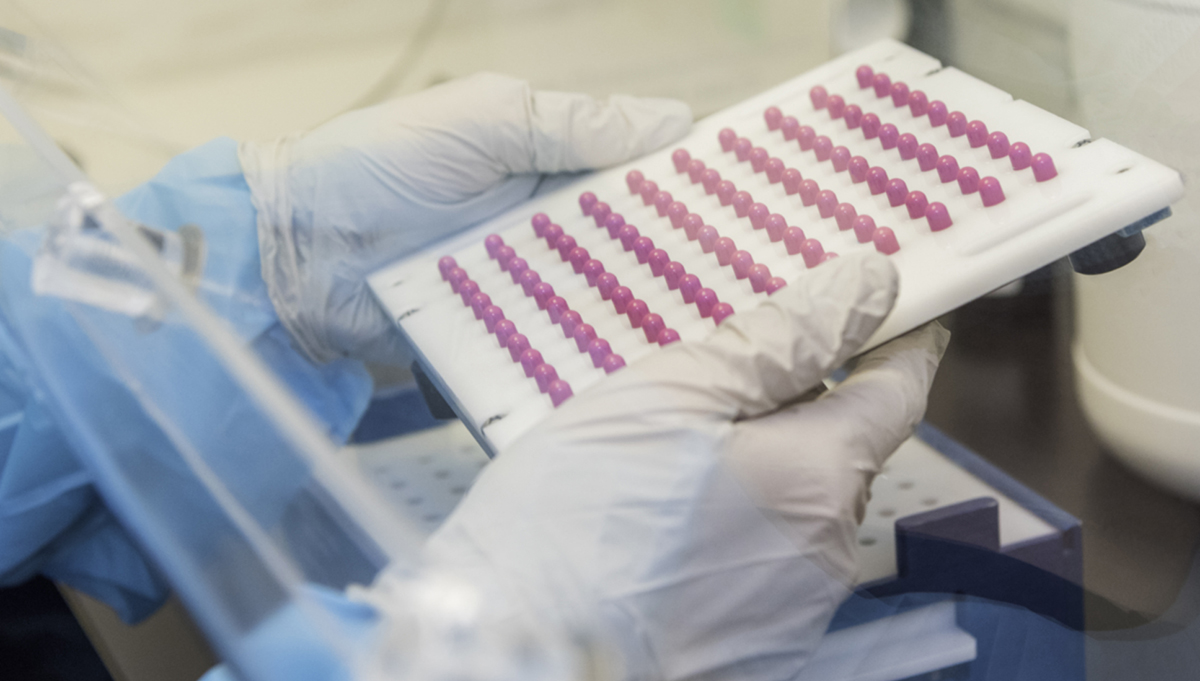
(853, 215), (877, 243)
(1032, 153), (1058, 181)
(654, 191), (674, 217)
(714, 237), (737, 266)
(507, 333), (531, 362)
(687, 158), (707, 183)
(909, 90), (929, 117)
(626, 300), (649, 328)
(718, 127), (737, 152)
(784, 226), (806, 255)
(555, 235), (577, 261)
(879, 124), (899, 149)
(604, 213), (625, 238)
(816, 190), (839, 218)
(936, 155), (959, 183)
(712, 303), (735, 325)
(546, 296), (570, 324)
(695, 288), (719, 317)
(834, 203), (857, 231)
(897, 133), (918, 160)
(592, 202), (611, 227)
(979, 177), (1005, 206)
(683, 214), (704, 240)
(844, 105), (863, 129)
(519, 269), (541, 296)
(1010, 142), (1033, 171)
(573, 324), (598, 352)
(745, 203), (768, 230)
(800, 239), (825, 268)
(749, 147), (769, 172)
(508, 257), (529, 282)
(885, 178), (909, 207)
(532, 282), (555, 309)
(611, 286), (634, 314)
(495, 246), (516, 270)
(957, 167), (980, 194)
(648, 249), (670, 276)
(548, 380), (573, 407)
(890, 81), (910, 107)
(810, 85), (829, 109)
(679, 275), (703, 303)
(482, 305), (505, 332)
(926, 202), (953, 231)
(917, 143), (939, 171)
(633, 236), (656, 264)
(799, 179), (820, 206)
(873, 72), (892, 98)
(520, 349), (543, 377)
(831, 146), (851, 172)
(560, 310), (583, 338)
(588, 338), (613, 368)
(966, 121), (988, 148)
(813, 136), (833, 161)
(748, 264), (772, 293)
(579, 191), (598, 215)
(672, 148), (691, 173)
(447, 267), (468, 292)
(766, 277), (788, 295)
(470, 292), (492, 319)
(715, 180), (736, 206)
(781, 116), (800, 140)
(782, 168), (803, 194)
(928, 101), (948, 127)
(856, 64), (874, 88)
(848, 156), (870, 183)
(458, 280), (480, 306)
(947, 112), (968, 137)
(438, 256), (457, 280)
(639, 181), (659, 206)
(906, 191), (929, 219)
(542, 222), (563, 247)
(827, 95), (846, 119)
(664, 261), (686, 289)
(861, 113), (881, 139)
(765, 214), (787, 242)
(874, 227), (900, 254)
(667, 201), (689, 228)
(602, 354), (626, 374)
(734, 137), (753, 162)
(798, 126), (816, 150)
(618, 224), (640, 251)
(596, 272), (619, 300)
(533, 363), (558, 393)
(484, 234), (505, 258)
(568, 247), (591, 273)
(731, 251), (754, 279)
(764, 106), (783, 130)
(625, 170), (644, 194)
(732, 191), (754, 217)
(495, 319), (517, 348)
(698, 225), (720, 253)
(641, 314), (666, 343)
(657, 329), (681, 346)
(987, 132), (1010, 159)
(867, 167), (889, 195)
(765, 157), (785, 183)
(582, 259), (605, 286)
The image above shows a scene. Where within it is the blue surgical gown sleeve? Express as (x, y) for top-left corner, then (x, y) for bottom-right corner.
(0, 138), (374, 623)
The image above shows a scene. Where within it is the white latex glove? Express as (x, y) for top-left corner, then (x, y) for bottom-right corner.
(423, 252), (950, 681)
(238, 73), (692, 364)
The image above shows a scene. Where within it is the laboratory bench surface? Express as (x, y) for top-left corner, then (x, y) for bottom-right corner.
(925, 265), (1200, 630)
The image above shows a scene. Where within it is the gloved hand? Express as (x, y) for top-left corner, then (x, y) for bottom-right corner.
(238, 73), (692, 364)
(421, 252), (950, 681)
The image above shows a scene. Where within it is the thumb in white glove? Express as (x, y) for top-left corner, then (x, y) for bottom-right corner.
(238, 73), (692, 364)
(424, 252), (949, 681)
